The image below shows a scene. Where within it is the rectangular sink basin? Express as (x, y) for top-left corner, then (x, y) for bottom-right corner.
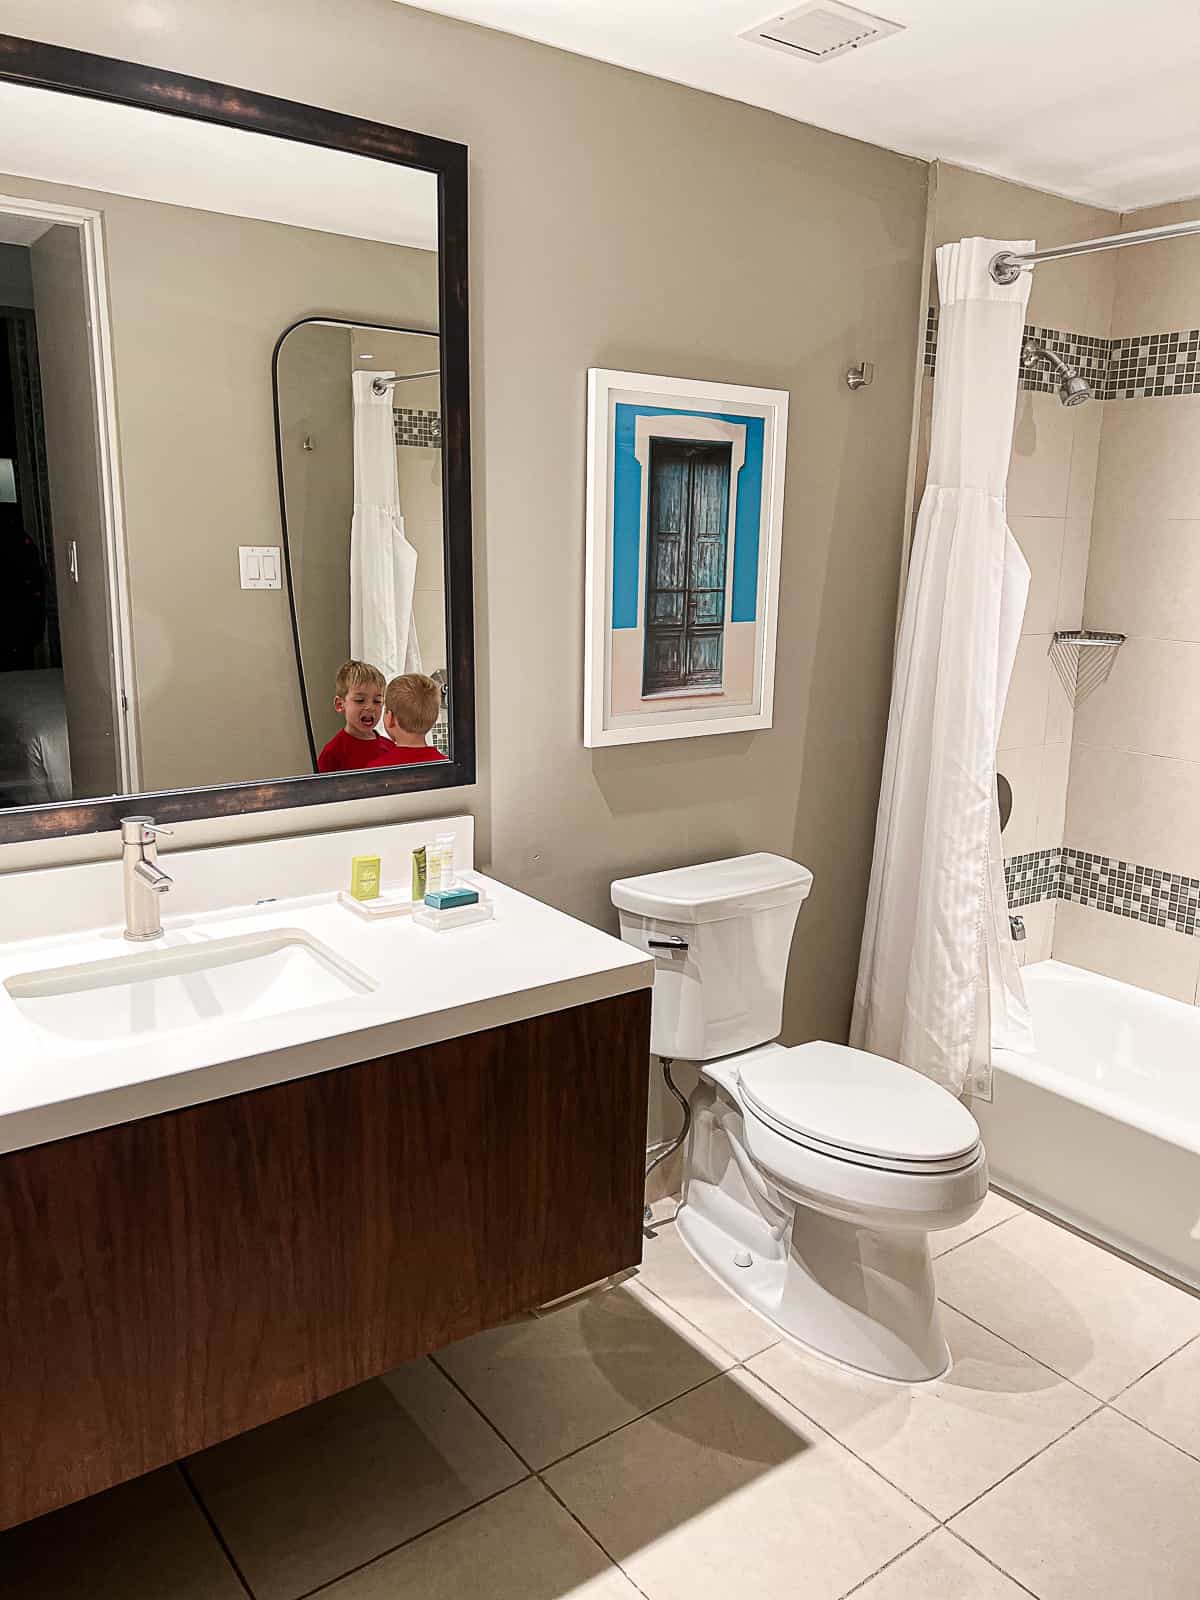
(4, 929), (376, 1048)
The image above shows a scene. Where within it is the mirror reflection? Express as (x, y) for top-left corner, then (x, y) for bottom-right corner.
(0, 80), (451, 809)
(275, 320), (448, 772)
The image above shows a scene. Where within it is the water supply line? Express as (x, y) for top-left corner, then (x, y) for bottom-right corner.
(644, 1057), (691, 1224)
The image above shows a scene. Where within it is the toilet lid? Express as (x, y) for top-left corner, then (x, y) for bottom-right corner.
(737, 1042), (982, 1165)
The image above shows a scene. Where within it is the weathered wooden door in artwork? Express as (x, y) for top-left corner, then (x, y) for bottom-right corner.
(642, 438), (732, 695)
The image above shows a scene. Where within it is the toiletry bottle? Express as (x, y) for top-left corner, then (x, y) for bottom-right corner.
(426, 839), (443, 895)
(435, 831), (456, 890)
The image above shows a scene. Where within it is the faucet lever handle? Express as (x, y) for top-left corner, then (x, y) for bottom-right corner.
(143, 822), (174, 837)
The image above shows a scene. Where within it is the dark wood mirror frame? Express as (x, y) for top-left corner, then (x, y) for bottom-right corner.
(0, 34), (475, 845)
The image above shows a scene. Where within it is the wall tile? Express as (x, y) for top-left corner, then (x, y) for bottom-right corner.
(1036, 741), (1072, 850)
(1007, 392), (1075, 518)
(1044, 644), (1076, 745)
(1065, 400), (1104, 524)
(998, 745), (1042, 859)
(1052, 900), (1200, 1004)
(1067, 743), (1200, 880)
(1018, 898), (1056, 964)
(1057, 516), (1092, 630)
(1000, 635), (1051, 751)
(1009, 516), (1065, 637)
(1086, 515), (1200, 643)
(1091, 396), (1200, 522)
(1073, 636), (1200, 762)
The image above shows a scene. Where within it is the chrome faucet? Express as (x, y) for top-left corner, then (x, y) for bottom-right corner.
(121, 815), (174, 941)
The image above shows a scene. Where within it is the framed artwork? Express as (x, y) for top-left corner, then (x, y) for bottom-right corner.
(584, 368), (788, 747)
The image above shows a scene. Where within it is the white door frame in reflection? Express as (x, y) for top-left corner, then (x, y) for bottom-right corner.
(0, 192), (137, 793)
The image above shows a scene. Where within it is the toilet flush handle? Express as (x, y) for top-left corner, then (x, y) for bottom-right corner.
(647, 934), (688, 952)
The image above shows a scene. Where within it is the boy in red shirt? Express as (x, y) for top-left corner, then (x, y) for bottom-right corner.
(383, 673), (449, 764)
(317, 660), (403, 772)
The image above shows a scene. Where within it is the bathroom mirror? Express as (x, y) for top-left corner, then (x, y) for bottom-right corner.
(274, 321), (448, 768)
(0, 36), (474, 842)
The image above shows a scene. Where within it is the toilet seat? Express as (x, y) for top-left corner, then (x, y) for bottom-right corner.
(737, 1040), (982, 1175)
(741, 1099), (982, 1175)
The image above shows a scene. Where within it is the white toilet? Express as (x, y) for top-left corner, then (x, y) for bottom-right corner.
(612, 852), (987, 1383)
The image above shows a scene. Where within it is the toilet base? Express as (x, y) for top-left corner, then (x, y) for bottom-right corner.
(676, 1186), (950, 1383)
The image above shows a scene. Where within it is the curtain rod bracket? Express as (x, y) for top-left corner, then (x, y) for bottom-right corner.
(989, 252), (1024, 285)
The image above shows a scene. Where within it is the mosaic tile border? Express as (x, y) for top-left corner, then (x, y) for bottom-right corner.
(393, 406), (442, 448)
(1004, 847), (1062, 910)
(1004, 845), (1200, 937)
(1108, 328), (1200, 399)
(924, 308), (1200, 401)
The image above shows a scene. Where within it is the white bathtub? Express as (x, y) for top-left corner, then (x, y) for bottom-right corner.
(977, 958), (1200, 1291)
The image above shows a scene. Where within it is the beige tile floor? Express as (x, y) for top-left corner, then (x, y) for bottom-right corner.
(6, 1190), (1200, 1599)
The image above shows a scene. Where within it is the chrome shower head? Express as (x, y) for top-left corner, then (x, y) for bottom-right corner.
(1022, 340), (1093, 407)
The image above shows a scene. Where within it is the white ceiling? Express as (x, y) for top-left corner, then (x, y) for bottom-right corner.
(399, 0), (1200, 212)
(0, 82), (438, 250)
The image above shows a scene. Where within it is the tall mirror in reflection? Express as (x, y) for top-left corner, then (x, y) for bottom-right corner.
(0, 70), (469, 822)
(275, 320), (448, 770)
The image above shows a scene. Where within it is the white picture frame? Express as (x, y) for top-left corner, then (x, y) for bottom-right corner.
(584, 368), (788, 747)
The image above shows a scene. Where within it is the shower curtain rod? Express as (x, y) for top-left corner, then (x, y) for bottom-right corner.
(371, 366), (441, 395)
(990, 216), (1200, 284)
(370, 368), (440, 395)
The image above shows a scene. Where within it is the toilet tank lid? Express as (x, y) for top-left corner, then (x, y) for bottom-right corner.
(611, 853), (814, 924)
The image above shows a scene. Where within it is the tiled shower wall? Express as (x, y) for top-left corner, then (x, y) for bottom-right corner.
(920, 171), (1200, 1005)
(1057, 203), (1200, 1005)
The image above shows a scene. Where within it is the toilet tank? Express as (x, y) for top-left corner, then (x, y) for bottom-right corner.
(611, 854), (814, 1061)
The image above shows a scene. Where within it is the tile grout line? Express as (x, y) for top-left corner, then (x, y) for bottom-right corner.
(1107, 1328), (1200, 1401)
(427, 1351), (537, 1475)
(742, 1357), (949, 1530)
(292, 1478), (530, 1600)
(834, 1527), (942, 1599)
(433, 1324), (664, 1600)
(533, 1472), (654, 1600)
(534, 1367), (730, 1476)
(942, 1525), (1044, 1600)
(944, 1404), (1104, 1527)
(1106, 1399), (1200, 1471)
(176, 1461), (257, 1600)
(929, 1208), (1023, 1261)
(935, 1296), (1107, 1399)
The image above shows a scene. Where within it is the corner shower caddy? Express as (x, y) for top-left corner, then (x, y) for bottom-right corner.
(1050, 629), (1125, 705)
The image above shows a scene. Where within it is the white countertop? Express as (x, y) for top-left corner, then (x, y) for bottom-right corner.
(0, 872), (653, 1156)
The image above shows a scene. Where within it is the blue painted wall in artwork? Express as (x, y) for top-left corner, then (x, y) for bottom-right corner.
(611, 403), (765, 629)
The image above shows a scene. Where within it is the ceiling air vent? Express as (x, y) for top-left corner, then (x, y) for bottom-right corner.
(743, 1), (905, 62)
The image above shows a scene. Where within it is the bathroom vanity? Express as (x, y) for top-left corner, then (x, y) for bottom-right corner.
(0, 38), (658, 1538)
(0, 819), (653, 1530)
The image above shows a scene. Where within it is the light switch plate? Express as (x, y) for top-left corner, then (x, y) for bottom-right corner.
(239, 545), (282, 590)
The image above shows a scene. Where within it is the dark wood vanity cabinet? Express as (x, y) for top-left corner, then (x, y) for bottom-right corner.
(0, 988), (651, 1530)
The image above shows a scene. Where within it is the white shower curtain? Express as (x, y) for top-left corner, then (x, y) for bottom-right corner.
(852, 237), (1036, 1097)
(349, 369), (422, 684)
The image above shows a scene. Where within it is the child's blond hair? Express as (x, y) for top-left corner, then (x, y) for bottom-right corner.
(385, 673), (441, 735)
(335, 659), (385, 697)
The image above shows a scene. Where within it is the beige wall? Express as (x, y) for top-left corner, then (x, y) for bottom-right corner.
(919, 163), (1118, 963)
(29, 223), (120, 798)
(276, 320), (356, 754)
(0, 166), (439, 791)
(1059, 203), (1200, 1004)
(0, 0), (930, 1074)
